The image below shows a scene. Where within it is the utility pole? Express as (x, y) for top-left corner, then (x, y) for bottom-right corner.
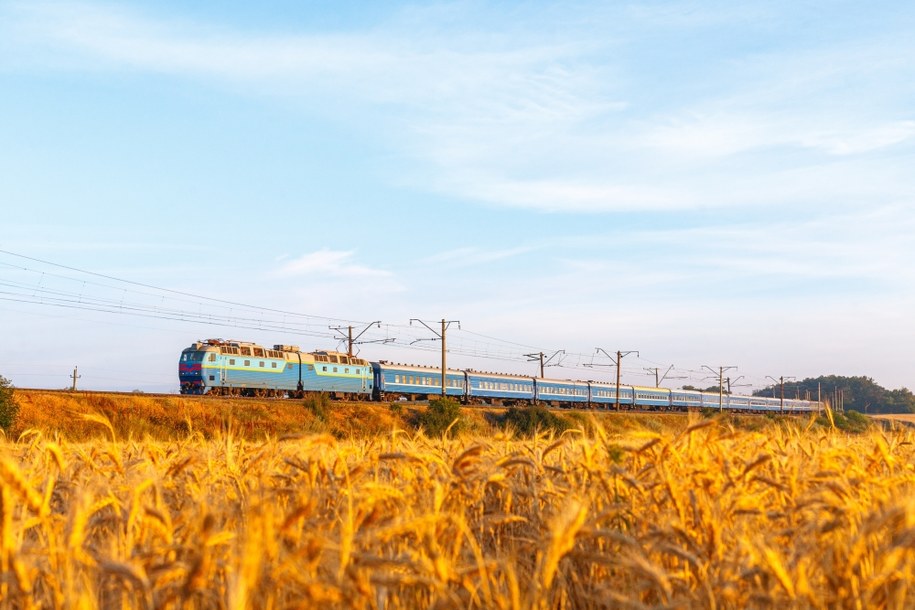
(595, 348), (639, 411)
(644, 365), (684, 388)
(70, 366), (81, 392)
(726, 375), (747, 394)
(766, 375), (795, 414)
(410, 318), (460, 396)
(703, 365), (737, 411)
(524, 350), (565, 378)
(330, 321), (389, 357)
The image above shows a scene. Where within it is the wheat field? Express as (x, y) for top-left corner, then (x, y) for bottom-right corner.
(1, 415), (914, 609)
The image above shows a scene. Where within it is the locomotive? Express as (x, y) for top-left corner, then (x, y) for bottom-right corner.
(179, 339), (371, 399)
(178, 339), (822, 413)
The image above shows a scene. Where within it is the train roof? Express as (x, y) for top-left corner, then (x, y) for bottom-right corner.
(465, 369), (534, 380)
(373, 361), (465, 375)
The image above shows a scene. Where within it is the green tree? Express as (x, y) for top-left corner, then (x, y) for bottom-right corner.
(754, 375), (915, 415)
(0, 375), (20, 433)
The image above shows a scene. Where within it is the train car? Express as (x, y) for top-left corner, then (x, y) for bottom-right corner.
(632, 386), (672, 410)
(700, 392), (729, 411)
(782, 398), (810, 414)
(728, 395), (750, 412)
(371, 361), (466, 401)
(589, 381), (635, 409)
(670, 389), (703, 410)
(466, 370), (535, 405)
(535, 378), (590, 407)
(746, 396), (773, 412)
(179, 339), (373, 398)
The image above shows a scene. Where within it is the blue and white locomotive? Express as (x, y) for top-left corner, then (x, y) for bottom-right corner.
(179, 339), (372, 398)
(179, 339), (823, 414)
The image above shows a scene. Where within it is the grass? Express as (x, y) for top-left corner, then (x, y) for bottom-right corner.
(2, 391), (914, 608)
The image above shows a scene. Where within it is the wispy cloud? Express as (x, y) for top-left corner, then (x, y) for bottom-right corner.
(4, 1), (915, 217)
(272, 249), (391, 279)
(422, 246), (536, 267)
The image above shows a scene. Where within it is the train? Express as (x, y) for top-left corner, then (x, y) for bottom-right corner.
(178, 339), (823, 413)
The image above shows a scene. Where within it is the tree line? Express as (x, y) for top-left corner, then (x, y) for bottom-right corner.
(686, 375), (914, 414)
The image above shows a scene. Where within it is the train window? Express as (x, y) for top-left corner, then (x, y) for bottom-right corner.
(345, 368), (350, 374)
(208, 353), (216, 362)
(254, 348), (264, 357)
(272, 363), (278, 369)
(322, 366), (327, 372)
(209, 376), (215, 381)
(333, 367), (338, 373)
(395, 375), (400, 383)
(259, 362), (265, 368)
(241, 348), (251, 356)
(229, 359), (236, 365)
(244, 360), (251, 367)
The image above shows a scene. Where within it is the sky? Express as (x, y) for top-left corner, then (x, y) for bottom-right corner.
(1, 0), (913, 395)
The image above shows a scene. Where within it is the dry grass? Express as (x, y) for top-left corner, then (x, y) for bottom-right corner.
(873, 414), (915, 426)
(1, 411), (914, 609)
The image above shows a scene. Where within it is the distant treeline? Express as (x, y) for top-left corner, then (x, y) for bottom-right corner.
(761, 376), (915, 414)
(684, 376), (913, 414)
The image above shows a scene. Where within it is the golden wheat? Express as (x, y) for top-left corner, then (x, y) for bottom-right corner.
(0, 415), (914, 608)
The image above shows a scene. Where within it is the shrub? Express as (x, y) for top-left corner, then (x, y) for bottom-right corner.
(415, 398), (464, 437)
(0, 375), (20, 433)
(816, 409), (871, 433)
(501, 405), (571, 437)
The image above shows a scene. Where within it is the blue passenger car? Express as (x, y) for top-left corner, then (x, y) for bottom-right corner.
(632, 386), (672, 410)
(728, 395), (750, 411)
(535, 378), (590, 407)
(371, 361), (466, 400)
(589, 381), (635, 408)
(466, 370), (535, 405)
(670, 390), (703, 410)
(701, 392), (728, 410)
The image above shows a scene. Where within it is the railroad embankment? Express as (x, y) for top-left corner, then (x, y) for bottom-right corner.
(5, 388), (848, 442)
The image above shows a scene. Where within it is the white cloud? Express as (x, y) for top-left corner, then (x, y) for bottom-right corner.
(639, 114), (915, 158)
(422, 246), (535, 267)
(800, 120), (915, 156)
(272, 249), (391, 279)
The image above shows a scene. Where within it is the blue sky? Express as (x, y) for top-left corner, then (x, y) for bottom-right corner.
(1, 0), (913, 394)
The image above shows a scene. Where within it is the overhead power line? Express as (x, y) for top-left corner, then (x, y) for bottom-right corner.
(0, 248), (719, 387)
